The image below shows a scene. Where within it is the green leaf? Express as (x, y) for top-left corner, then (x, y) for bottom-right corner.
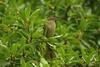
(25, 5), (31, 18)
(40, 58), (50, 67)
(20, 59), (26, 67)
(0, 43), (10, 66)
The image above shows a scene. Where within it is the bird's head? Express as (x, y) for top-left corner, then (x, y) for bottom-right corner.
(48, 16), (56, 21)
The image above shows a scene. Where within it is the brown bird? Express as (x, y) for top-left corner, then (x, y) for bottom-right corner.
(44, 16), (56, 59)
(44, 16), (56, 38)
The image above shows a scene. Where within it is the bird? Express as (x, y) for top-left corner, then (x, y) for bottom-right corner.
(44, 16), (56, 59)
(44, 16), (56, 38)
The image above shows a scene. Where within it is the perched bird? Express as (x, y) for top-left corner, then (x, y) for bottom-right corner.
(44, 16), (56, 59)
(44, 16), (56, 38)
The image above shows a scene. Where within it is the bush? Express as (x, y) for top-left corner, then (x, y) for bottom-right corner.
(0, 0), (100, 67)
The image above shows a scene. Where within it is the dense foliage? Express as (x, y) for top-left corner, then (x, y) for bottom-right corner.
(0, 0), (100, 67)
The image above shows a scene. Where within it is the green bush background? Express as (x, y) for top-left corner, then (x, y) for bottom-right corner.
(0, 0), (100, 67)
